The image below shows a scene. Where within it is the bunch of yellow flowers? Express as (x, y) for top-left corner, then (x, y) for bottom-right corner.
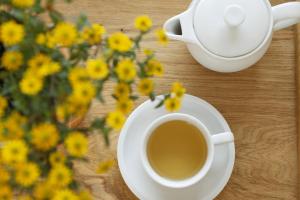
(0, 0), (186, 199)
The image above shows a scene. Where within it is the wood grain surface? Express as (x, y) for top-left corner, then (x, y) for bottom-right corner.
(57, 0), (299, 199)
(296, 23), (300, 200)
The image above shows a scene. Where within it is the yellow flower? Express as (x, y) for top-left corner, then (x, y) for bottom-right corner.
(78, 190), (92, 200)
(145, 59), (164, 76)
(171, 82), (186, 98)
(116, 97), (133, 114)
(0, 122), (5, 141)
(48, 165), (72, 188)
(36, 33), (46, 45)
(164, 97), (181, 112)
(55, 104), (68, 122)
(82, 24), (106, 45)
(106, 110), (125, 131)
(65, 132), (88, 157)
(138, 78), (154, 96)
(8, 111), (27, 124)
(113, 82), (130, 98)
(65, 98), (89, 118)
(31, 123), (59, 151)
(1, 51), (23, 71)
(81, 28), (91, 42)
(56, 101), (87, 122)
(92, 24), (106, 35)
(108, 32), (132, 52)
(0, 96), (8, 117)
(49, 151), (66, 166)
(0, 186), (12, 200)
(0, 167), (10, 183)
(2, 140), (28, 165)
(2, 111), (26, 139)
(86, 58), (109, 80)
(71, 82), (96, 104)
(52, 22), (77, 47)
(144, 48), (154, 56)
(155, 28), (168, 45)
(15, 162), (40, 187)
(12, 0), (34, 7)
(115, 59), (136, 82)
(3, 123), (24, 140)
(135, 15), (152, 32)
(20, 75), (43, 95)
(39, 62), (61, 76)
(68, 67), (89, 86)
(46, 32), (56, 48)
(17, 195), (32, 200)
(1, 21), (24, 46)
(28, 53), (51, 73)
(97, 159), (115, 174)
(53, 189), (78, 200)
(34, 181), (53, 200)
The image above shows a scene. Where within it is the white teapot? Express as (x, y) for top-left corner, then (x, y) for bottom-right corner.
(164, 0), (300, 72)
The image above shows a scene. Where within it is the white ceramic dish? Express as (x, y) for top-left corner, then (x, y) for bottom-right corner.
(117, 94), (235, 200)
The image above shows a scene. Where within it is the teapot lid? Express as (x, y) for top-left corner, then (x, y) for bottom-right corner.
(193, 0), (271, 58)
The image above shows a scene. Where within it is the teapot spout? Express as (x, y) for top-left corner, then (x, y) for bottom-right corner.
(164, 15), (183, 41)
(163, 8), (198, 44)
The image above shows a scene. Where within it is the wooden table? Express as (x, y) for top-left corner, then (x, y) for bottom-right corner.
(58, 0), (299, 199)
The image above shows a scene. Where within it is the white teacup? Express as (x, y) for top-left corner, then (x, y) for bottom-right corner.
(140, 113), (234, 189)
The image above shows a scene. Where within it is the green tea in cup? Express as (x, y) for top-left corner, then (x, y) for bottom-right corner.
(146, 120), (208, 180)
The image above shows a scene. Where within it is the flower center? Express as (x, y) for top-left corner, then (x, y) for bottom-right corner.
(12, 147), (19, 154)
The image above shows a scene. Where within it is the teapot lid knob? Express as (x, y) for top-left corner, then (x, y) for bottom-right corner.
(224, 5), (246, 28)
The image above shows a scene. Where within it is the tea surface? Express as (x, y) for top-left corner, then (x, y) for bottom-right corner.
(147, 120), (207, 180)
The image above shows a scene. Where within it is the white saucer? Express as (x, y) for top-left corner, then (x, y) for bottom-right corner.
(117, 94), (235, 200)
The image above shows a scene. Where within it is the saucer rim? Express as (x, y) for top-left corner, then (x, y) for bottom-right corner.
(117, 94), (235, 200)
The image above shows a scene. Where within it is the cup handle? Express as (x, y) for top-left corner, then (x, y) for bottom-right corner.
(212, 132), (234, 145)
(272, 2), (300, 31)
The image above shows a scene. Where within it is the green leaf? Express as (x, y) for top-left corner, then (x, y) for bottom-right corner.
(149, 92), (155, 101)
(49, 10), (64, 24)
(46, 0), (55, 5)
(69, 181), (79, 190)
(27, 15), (45, 32)
(129, 95), (139, 101)
(137, 62), (147, 78)
(76, 13), (89, 30)
(155, 99), (165, 109)
(138, 69), (147, 78)
(57, 123), (71, 140)
(91, 118), (105, 129)
(51, 50), (64, 60)
(10, 9), (25, 22)
(0, 10), (14, 22)
(91, 118), (111, 146)
(111, 94), (118, 100)
(96, 94), (105, 103)
(95, 80), (105, 103)
(12, 96), (30, 115)
(32, 0), (45, 13)
(0, 0), (10, 4)
(101, 126), (111, 146)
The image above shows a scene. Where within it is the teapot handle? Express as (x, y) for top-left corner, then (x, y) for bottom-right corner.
(272, 2), (300, 31)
